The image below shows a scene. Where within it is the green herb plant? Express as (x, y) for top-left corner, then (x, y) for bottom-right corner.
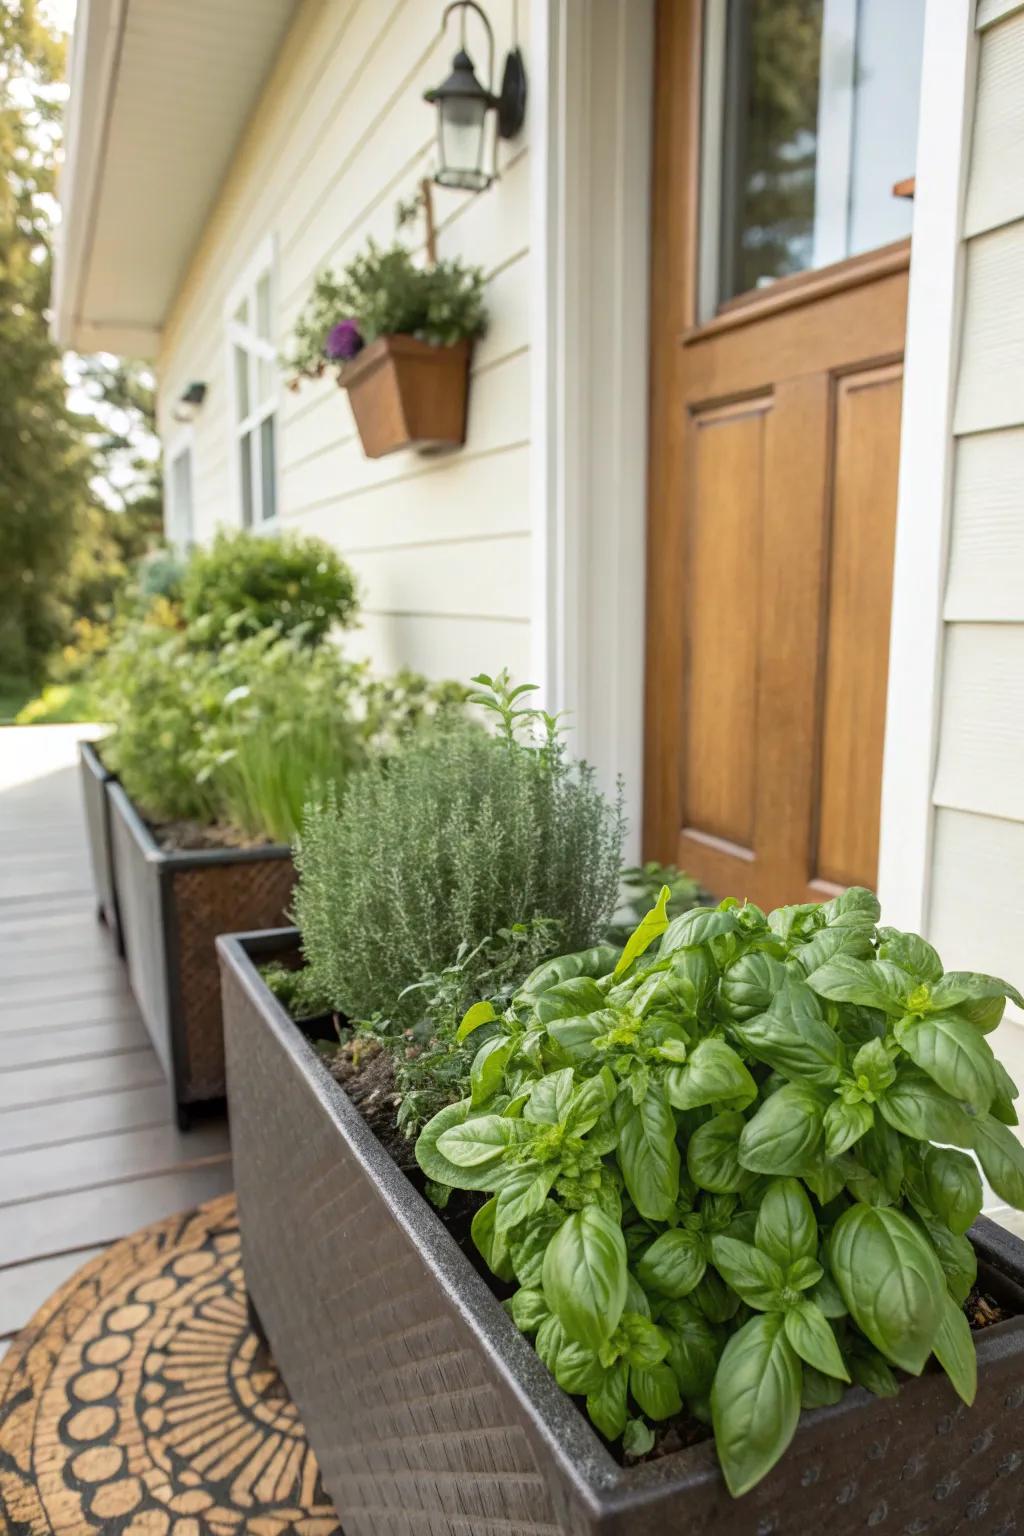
(606, 861), (707, 948)
(414, 886), (1024, 1495)
(181, 528), (358, 648)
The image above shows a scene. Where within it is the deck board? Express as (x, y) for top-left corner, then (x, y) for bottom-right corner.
(0, 726), (231, 1343)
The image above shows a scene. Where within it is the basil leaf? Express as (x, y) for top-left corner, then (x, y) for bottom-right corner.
(495, 1165), (559, 1233)
(521, 945), (618, 996)
(876, 928), (943, 982)
(535, 1315), (605, 1395)
(858, 1114), (905, 1203)
(565, 1071), (614, 1135)
(534, 975), (608, 1023)
(921, 1145), (984, 1236)
(509, 1286), (548, 1333)
(416, 1100), (512, 1191)
(614, 886), (671, 977)
(783, 1299), (849, 1380)
(508, 1201), (565, 1287)
(617, 1087), (680, 1220)
(659, 1300), (721, 1397)
(738, 1083), (828, 1176)
(730, 976), (844, 1087)
(829, 1204), (945, 1374)
(711, 1313), (802, 1498)
(930, 970), (1024, 1013)
(457, 999), (498, 1041)
(470, 1034), (516, 1107)
(848, 1344), (899, 1398)
(636, 1228), (706, 1300)
(809, 1259), (847, 1319)
(687, 1110), (748, 1194)
(895, 1012), (996, 1111)
(790, 924), (874, 978)
(932, 1291), (977, 1406)
(916, 1213), (976, 1304)
(708, 1235), (784, 1310)
(630, 1360), (682, 1420)
(801, 1365), (844, 1409)
(586, 1360), (629, 1440)
(972, 1115), (1024, 1208)
(824, 1098), (874, 1158)
(622, 1418), (655, 1457)
(618, 1313), (669, 1367)
(437, 1113), (518, 1168)
(805, 956), (911, 1014)
(718, 953), (788, 1022)
(821, 886), (881, 926)
(755, 1177), (817, 1268)
(542, 1206), (628, 1350)
(877, 1067), (977, 1149)
(692, 1266), (741, 1324)
(524, 1067), (575, 1125)
(471, 1196), (514, 1279)
(664, 1038), (757, 1111)
(661, 905), (739, 955)
(545, 1014), (608, 1060)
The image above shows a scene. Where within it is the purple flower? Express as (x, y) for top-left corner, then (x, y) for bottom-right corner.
(325, 318), (364, 362)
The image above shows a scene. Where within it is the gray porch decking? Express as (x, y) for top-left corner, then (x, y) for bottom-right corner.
(0, 726), (232, 1358)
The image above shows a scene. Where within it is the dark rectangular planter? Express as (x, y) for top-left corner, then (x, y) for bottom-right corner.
(109, 784), (294, 1124)
(78, 739), (124, 955)
(219, 927), (1024, 1536)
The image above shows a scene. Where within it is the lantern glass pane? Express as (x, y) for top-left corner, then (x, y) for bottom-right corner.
(438, 96), (489, 190)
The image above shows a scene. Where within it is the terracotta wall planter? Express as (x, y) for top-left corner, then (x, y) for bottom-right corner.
(79, 739), (124, 955)
(108, 785), (294, 1126)
(219, 927), (1024, 1536)
(341, 335), (471, 458)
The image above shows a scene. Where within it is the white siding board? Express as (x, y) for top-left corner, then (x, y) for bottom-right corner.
(977, 0), (1024, 31)
(964, 11), (1024, 236)
(158, 0), (534, 681)
(929, 809), (1024, 1013)
(945, 427), (1024, 620)
(932, 624), (1024, 819)
(953, 223), (1024, 434)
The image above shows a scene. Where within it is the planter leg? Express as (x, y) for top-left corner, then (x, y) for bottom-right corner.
(175, 1101), (192, 1133)
(246, 1293), (269, 1350)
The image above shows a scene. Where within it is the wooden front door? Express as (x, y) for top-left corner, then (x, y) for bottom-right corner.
(644, 0), (921, 911)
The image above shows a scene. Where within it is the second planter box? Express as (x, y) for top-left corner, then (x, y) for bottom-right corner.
(108, 782), (294, 1126)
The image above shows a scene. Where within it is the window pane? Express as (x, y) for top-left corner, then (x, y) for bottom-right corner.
(256, 271), (272, 341)
(233, 298), (248, 329)
(257, 353), (275, 406)
(260, 415), (276, 522)
(240, 431), (254, 527)
(703, 0), (924, 313)
(234, 345), (250, 420)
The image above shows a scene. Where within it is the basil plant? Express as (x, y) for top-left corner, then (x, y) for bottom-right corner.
(415, 886), (1024, 1496)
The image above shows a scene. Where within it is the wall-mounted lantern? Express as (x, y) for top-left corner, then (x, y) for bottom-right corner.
(424, 1), (527, 192)
(173, 380), (207, 423)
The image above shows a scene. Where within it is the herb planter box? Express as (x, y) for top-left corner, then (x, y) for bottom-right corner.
(219, 927), (1024, 1536)
(341, 335), (471, 458)
(109, 784), (294, 1126)
(78, 739), (124, 955)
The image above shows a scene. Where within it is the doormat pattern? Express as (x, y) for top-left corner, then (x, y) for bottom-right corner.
(0, 1193), (342, 1535)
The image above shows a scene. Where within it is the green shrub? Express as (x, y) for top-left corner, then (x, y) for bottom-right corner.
(289, 242), (487, 382)
(14, 681), (96, 724)
(181, 529), (358, 648)
(415, 886), (1024, 1494)
(293, 673), (625, 1025)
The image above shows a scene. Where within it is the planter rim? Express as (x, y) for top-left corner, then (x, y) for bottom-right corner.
(107, 781), (292, 874)
(79, 737), (114, 781)
(218, 924), (1024, 1519)
(338, 331), (471, 386)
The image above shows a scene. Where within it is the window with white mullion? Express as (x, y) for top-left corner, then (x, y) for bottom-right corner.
(226, 247), (278, 527)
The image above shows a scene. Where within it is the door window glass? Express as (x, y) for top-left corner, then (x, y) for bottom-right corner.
(700, 0), (925, 319)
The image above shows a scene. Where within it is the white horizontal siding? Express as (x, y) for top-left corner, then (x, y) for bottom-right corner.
(945, 427), (1024, 620)
(976, 0), (1024, 32)
(157, 0), (533, 685)
(953, 221), (1024, 434)
(964, 9), (1024, 236)
(932, 624), (1024, 819)
(929, 807), (1024, 1028)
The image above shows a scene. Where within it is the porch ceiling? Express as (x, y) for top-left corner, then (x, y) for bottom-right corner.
(52, 0), (298, 358)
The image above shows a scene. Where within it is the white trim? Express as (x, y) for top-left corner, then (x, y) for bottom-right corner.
(876, 0), (978, 932)
(976, 0), (1024, 29)
(529, 0), (654, 857)
(224, 235), (281, 530)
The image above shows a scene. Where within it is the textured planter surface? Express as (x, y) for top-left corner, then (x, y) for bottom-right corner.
(109, 785), (294, 1113)
(78, 739), (123, 955)
(341, 334), (470, 458)
(219, 928), (1024, 1536)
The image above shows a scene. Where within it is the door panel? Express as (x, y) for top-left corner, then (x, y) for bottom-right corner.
(645, 0), (909, 910)
(813, 366), (903, 894)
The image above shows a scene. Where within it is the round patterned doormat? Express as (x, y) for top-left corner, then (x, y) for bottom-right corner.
(0, 1193), (342, 1535)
